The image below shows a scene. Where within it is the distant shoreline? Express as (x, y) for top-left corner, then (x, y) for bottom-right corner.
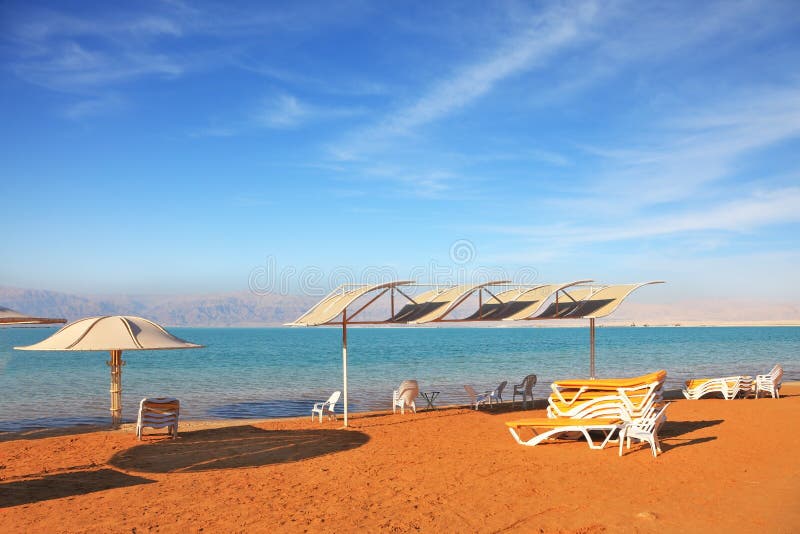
(172, 321), (800, 328)
(5, 321), (800, 329)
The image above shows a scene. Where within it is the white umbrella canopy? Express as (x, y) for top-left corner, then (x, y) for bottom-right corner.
(0, 305), (66, 326)
(15, 316), (203, 427)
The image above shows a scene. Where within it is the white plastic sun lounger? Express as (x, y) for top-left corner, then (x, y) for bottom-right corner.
(506, 417), (622, 449)
(682, 376), (752, 400)
(136, 397), (180, 440)
(547, 370), (667, 421)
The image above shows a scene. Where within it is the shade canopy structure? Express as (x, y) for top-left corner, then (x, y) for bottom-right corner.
(0, 306), (66, 326)
(15, 316), (202, 427)
(290, 279), (663, 426)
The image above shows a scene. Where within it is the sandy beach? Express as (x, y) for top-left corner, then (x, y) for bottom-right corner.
(1, 384), (798, 533)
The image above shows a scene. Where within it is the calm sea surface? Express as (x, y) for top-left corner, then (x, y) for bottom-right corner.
(1, 326), (798, 431)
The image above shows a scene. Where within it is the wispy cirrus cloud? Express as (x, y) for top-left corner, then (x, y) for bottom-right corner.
(190, 93), (366, 136)
(62, 93), (125, 119)
(487, 186), (800, 245)
(328, 1), (601, 160)
(5, 7), (186, 93)
(571, 85), (800, 209)
(2, 1), (377, 110)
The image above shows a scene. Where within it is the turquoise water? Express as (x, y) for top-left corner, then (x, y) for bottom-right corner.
(1, 326), (798, 431)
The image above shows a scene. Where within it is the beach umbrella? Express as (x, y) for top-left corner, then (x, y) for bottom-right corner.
(0, 305), (66, 326)
(14, 315), (202, 427)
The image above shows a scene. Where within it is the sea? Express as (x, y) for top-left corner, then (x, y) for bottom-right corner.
(1, 326), (798, 431)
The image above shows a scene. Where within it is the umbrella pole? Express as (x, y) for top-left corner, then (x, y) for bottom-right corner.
(108, 349), (125, 427)
(589, 318), (596, 379)
(342, 309), (348, 427)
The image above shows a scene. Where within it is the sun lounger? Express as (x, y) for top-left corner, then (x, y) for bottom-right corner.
(136, 397), (180, 440)
(311, 391), (341, 422)
(393, 380), (419, 414)
(547, 371), (667, 421)
(754, 364), (783, 398)
(506, 417), (622, 449)
(682, 376), (752, 400)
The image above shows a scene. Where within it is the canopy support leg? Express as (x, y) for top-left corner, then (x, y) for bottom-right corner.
(107, 349), (125, 427)
(589, 318), (596, 379)
(342, 309), (348, 427)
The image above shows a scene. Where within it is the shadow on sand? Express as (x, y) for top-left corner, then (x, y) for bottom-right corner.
(0, 469), (155, 508)
(109, 425), (369, 474)
(659, 419), (723, 439)
(0, 424), (110, 443)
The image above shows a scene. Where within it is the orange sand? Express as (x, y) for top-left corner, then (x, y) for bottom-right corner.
(2, 386), (799, 533)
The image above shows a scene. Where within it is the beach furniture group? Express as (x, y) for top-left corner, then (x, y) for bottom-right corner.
(505, 370), (668, 457)
(682, 364), (783, 400)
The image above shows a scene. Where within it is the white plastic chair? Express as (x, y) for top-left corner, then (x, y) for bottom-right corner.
(491, 380), (507, 405)
(311, 391), (341, 422)
(464, 380), (507, 410)
(512, 374), (537, 409)
(393, 380), (418, 414)
(464, 385), (489, 410)
(618, 402), (670, 458)
(754, 364), (783, 399)
(136, 397), (180, 440)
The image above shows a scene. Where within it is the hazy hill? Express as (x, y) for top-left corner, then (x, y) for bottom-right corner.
(0, 286), (317, 327)
(1, 286), (797, 327)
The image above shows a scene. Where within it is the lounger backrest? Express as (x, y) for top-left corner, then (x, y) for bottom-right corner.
(139, 397), (179, 428)
(326, 391), (341, 408)
(464, 385), (478, 400)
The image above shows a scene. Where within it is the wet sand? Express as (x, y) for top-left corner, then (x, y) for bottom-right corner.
(2, 385), (799, 533)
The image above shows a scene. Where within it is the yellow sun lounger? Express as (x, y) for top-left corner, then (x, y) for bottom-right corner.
(506, 417), (622, 449)
(548, 381), (664, 420)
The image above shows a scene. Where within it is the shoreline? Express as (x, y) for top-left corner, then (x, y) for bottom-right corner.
(5, 382), (800, 437)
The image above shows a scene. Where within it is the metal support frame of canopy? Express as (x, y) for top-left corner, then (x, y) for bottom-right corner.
(292, 279), (663, 427)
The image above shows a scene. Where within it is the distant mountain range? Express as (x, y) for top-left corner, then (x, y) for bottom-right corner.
(1, 286), (798, 327)
(0, 286), (317, 327)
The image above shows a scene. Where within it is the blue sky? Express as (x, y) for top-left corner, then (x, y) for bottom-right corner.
(1, 0), (799, 300)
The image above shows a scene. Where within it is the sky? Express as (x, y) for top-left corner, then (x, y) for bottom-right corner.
(1, 0), (799, 301)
